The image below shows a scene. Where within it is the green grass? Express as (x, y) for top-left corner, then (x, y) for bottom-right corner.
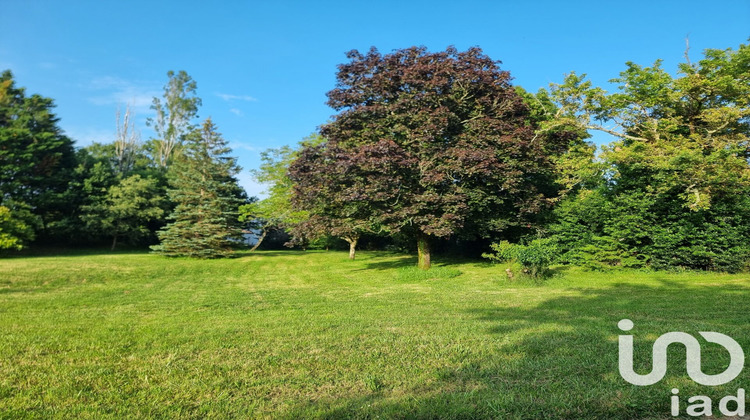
(1, 250), (750, 419)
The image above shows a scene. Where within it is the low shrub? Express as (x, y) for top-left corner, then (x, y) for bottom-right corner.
(482, 238), (557, 278)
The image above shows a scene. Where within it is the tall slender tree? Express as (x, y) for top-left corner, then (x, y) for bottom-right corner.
(151, 118), (245, 258)
(114, 105), (141, 175)
(147, 70), (201, 167)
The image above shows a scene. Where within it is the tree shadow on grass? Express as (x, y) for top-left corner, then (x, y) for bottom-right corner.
(236, 250), (313, 258)
(0, 246), (151, 260)
(358, 255), (416, 271)
(357, 253), (483, 271)
(278, 281), (750, 419)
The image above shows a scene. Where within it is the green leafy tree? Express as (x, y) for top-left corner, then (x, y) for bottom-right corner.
(81, 175), (165, 250)
(147, 70), (201, 167)
(241, 134), (371, 258)
(292, 47), (570, 269)
(0, 70), (77, 240)
(548, 41), (750, 271)
(68, 110), (170, 246)
(0, 202), (38, 251)
(74, 158), (118, 238)
(238, 139), (315, 252)
(289, 141), (382, 260)
(152, 118), (245, 258)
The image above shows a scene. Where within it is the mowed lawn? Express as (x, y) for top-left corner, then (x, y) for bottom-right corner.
(1, 250), (750, 419)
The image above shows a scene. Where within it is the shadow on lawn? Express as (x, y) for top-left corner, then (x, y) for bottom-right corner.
(279, 281), (750, 419)
(358, 254), (484, 271)
(0, 246), (149, 259)
(237, 250), (312, 258)
(358, 255), (416, 271)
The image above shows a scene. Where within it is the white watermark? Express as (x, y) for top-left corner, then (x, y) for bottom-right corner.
(617, 319), (746, 417)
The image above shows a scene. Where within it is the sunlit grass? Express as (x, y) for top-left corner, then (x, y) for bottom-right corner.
(1, 250), (749, 419)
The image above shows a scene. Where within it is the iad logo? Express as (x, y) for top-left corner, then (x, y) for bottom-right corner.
(618, 319), (744, 386)
(617, 319), (746, 417)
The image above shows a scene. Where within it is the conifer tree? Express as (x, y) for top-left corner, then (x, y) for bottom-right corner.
(0, 70), (77, 241)
(151, 118), (245, 258)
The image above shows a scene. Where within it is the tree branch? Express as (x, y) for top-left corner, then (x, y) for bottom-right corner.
(585, 124), (648, 142)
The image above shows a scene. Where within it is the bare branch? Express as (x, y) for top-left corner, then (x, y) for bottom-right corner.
(706, 120), (731, 136)
(684, 34), (692, 67)
(115, 104), (140, 174)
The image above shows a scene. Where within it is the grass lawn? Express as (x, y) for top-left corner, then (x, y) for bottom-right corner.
(1, 250), (749, 419)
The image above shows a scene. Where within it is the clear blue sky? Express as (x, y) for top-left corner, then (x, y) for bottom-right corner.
(1, 0), (748, 197)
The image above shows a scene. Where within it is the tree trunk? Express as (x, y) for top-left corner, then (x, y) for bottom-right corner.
(249, 228), (267, 252)
(417, 233), (431, 270)
(111, 235), (118, 251)
(346, 237), (358, 260)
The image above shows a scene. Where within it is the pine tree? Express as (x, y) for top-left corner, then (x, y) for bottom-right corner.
(0, 70), (77, 241)
(151, 118), (245, 258)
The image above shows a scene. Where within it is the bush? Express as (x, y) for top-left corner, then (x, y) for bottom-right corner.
(483, 238), (557, 278)
(547, 188), (750, 273)
(566, 236), (648, 271)
(0, 203), (38, 251)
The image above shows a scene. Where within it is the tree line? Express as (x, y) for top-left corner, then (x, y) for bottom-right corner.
(0, 70), (247, 257)
(1, 40), (748, 272)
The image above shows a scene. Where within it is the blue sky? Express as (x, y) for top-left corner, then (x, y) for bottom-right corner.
(1, 1), (748, 197)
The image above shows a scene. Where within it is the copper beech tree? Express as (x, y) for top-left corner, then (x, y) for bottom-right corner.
(290, 46), (570, 269)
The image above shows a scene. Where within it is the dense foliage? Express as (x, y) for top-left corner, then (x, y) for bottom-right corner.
(238, 135), (322, 252)
(72, 112), (170, 249)
(0, 70), (77, 243)
(291, 46), (575, 269)
(81, 174), (165, 250)
(545, 41), (750, 271)
(0, 204), (36, 250)
(2, 41), (749, 272)
(482, 238), (558, 278)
